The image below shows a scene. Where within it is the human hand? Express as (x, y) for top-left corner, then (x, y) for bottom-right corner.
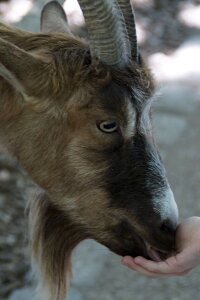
(122, 217), (200, 277)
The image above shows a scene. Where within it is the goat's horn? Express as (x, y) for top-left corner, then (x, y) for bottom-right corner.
(77, 0), (131, 67)
(117, 0), (138, 61)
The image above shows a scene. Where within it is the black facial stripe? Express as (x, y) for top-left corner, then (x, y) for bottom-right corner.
(106, 132), (167, 212)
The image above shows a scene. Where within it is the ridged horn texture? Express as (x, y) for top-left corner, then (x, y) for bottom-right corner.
(77, 0), (131, 67)
(117, 0), (138, 61)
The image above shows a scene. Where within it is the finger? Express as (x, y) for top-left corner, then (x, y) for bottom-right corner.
(122, 258), (180, 278)
(132, 256), (180, 274)
(122, 257), (191, 277)
(122, 256), (181, 274)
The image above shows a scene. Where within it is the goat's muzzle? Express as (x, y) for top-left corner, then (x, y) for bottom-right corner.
(102, 221), (177, 262)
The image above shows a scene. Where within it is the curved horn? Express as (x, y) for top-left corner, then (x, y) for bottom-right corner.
(77, 0), (131, 67)
(117, 0), (138, 61)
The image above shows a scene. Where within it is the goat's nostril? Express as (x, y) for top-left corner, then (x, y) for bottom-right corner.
(160, 219), (177, 235)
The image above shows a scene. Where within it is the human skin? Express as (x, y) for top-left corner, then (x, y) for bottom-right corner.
(122, 217), (200, 277)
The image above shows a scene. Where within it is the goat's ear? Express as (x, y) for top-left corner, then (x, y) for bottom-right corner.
(0, 38), (47, 97)
(41, 1), (70, 33)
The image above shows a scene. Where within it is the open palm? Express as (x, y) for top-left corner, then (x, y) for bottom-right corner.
(122, 217), (200, 277)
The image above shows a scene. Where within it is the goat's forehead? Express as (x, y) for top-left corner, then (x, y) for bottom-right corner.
(98, 81), (153, 119)
(99, 82), (129, 106)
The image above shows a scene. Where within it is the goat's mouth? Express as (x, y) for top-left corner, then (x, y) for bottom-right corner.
(137, 234), (176, 262)
(101, 233), (175, 262)
(96, 222), (176, 261)
(144, 240), (170, 262)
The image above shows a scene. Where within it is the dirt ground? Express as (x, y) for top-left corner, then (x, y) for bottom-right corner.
(0, 0), (200, 299)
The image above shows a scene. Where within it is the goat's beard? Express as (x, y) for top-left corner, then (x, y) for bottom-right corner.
(27, 192), (87, 300)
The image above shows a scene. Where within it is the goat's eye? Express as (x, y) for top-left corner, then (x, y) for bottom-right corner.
(97, 120), (118, 133)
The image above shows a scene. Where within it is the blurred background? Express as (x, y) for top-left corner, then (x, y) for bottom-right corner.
(0, 0), (200, 299)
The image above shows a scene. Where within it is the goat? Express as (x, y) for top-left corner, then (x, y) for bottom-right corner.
(0, 1), (179, 299)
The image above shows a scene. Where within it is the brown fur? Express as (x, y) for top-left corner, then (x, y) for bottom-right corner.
(0, 23), (133, 299)
(28, 193), (87, 300)
(0, 10), (176, 299)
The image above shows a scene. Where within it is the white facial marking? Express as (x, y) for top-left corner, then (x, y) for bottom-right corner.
(132, 87), (162, 134)
(124, 99), (136, 138)
(154, 187), (179, 226)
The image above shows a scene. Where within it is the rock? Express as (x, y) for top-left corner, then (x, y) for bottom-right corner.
(0, 169), (11, 182)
